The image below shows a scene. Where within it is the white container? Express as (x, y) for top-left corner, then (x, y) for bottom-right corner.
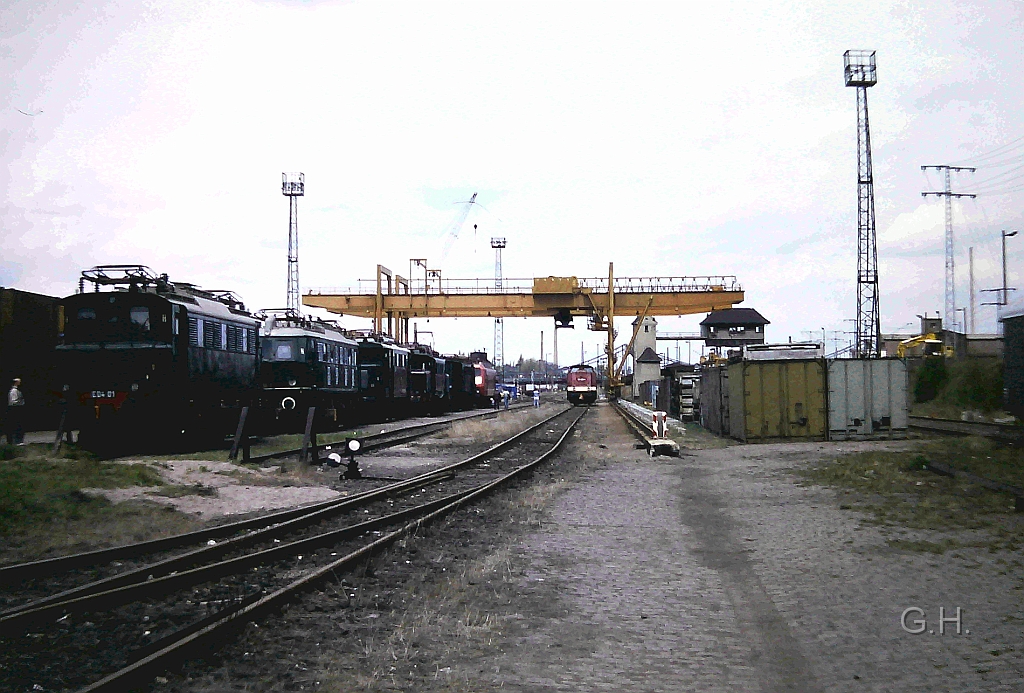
(827, 358), (908, 440)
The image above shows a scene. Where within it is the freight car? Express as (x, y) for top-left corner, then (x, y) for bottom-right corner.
(566, 364), (598, 405)
(0, 287), (61, 433)
(257, 309), (359, 431)
(57, 265), (259, 449)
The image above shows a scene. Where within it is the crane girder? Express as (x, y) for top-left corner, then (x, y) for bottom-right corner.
(304, 276), (743, 323)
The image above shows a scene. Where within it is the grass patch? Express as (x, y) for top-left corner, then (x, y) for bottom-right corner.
(798, 437), (1024, 551)
(149, 483), (218, 498)
(0, 444), (201, 563)
(440, 407), (559, 446)
(1, 445), (165, 535)
(886, 538), (961, 553)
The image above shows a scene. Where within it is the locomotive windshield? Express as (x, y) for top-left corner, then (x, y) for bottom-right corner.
(63, 294), (169, 343)
(261, 338), (305, 362)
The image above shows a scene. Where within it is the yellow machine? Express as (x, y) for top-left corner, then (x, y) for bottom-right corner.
(896, 333), (946, 358)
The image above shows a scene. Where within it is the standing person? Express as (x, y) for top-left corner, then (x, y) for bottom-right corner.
(503, 390), (510, 410)
(7, 378), (25, 445)
(533, 388), (540, 408)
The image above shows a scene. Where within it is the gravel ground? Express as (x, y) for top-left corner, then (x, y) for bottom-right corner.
(163, 401), (1023, 693)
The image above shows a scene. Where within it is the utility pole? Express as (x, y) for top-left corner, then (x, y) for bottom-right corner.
(491, 237), (506, 382)
(922, 164), (975, 333)
(1003, 230), (1017, 306)
(282, 173), (305, 313)
(845, 50), (881, 358)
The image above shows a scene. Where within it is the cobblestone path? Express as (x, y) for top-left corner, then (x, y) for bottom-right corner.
(487, 403), (1023, 692)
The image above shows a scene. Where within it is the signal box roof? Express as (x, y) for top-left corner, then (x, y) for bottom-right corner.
(700, 308), (770, 327)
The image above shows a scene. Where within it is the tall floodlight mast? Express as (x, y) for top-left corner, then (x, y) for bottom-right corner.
(844, 50), (881, 358)
(282, 173), (305, 313)
(491, 237), (506, 381)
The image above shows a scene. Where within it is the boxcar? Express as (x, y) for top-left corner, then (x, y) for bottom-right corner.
(0, 287), (61, 432)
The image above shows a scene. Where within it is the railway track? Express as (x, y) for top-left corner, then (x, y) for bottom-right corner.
(0, 404), (586, 693)
(244, 401), (534, 464)
(908, 415), (1022, 442)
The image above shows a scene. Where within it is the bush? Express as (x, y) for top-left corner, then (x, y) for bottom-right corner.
(914, 357), (948, 403)
(940, 358), (1003, 412)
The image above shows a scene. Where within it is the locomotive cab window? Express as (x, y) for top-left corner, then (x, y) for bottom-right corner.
(77, 308), (96, 320)
(130, 307), (150, 330)
(275, 342), (293, 360)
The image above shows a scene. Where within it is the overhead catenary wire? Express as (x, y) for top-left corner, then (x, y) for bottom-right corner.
(949, 135), (1024, 167)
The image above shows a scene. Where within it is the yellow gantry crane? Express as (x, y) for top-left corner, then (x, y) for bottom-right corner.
(303, 262), (744, 393)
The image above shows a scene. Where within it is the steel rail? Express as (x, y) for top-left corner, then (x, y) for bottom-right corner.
(908, 415), (1022, 442)
(245, 403), (530, 464)
(75, 407), (587, 693)
(1, 406), (573, 625)
(0, 403), (541, 586)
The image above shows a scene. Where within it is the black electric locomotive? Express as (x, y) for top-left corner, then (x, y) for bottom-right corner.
(408, 346), (448, 415)
(444, 357), (475, 411)
(57, 266), (258, 448)
(257, 310), (359, 430)
(355, 336), (409, 420)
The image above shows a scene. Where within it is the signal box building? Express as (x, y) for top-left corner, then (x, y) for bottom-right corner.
(700, 308), (769, 348)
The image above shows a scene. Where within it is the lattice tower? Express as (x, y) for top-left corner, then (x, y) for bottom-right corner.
(282, 173), (304, 313)
(921, 166), (975, 332)
(845, 51), (880, 358)
(491, 237), (506, 379)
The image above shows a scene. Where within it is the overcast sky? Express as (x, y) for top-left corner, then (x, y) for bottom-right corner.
(4, 0), (1024, 365)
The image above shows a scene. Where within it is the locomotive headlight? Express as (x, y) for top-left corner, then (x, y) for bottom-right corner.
(282, 397), (296, 410)
(131, 383), (139, 391)
(288, 378), (297, 387)
(346, 438), (361, 453)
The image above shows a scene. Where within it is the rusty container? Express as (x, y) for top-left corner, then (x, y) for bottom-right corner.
(728, 358), (826, 442)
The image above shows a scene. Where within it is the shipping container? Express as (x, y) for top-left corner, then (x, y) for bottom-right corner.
(728, 358), (826, 441)
(698, 366), (730, 435)
(827, 358), (908, 440)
